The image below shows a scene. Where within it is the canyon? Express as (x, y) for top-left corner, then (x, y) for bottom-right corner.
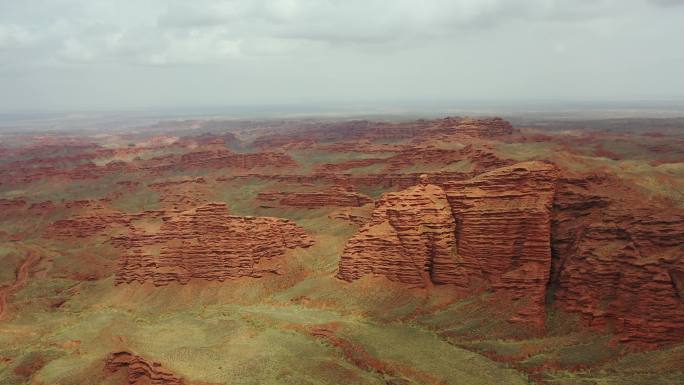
(1, 114), (682, 384)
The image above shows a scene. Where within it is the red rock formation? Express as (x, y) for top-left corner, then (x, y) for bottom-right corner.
(105, 351), (184, 385)
(316, 158), (386, 173)
(140, 149), (297, 175)
(114, 202), (314, 285)
(0, 198), (27, 210)
(329, 211), (369, 226)
(337, 176), (457, 287)
(178, 149), (296, 169)
(251, 117), (514, 148)
(147, 177), (210, 211)
(44, 206), (133, 239)
(435, 117), (515, 137)
(338, 162), (558, 324)
(257, 187), (372, 208)
(458, 144), (515, 172)
(552, 176), (684, 346)
(443, 161), (558, 325)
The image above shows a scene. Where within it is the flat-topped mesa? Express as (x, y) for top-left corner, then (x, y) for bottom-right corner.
(443, 161), (559, 325)
(257, 186), (372, 208)
(337, 175), (457, 287)
(114, 202), (314, 286)
(552, 177), (684, 347)
(105, 351), (184, 385)
(436, 117), (515, 137)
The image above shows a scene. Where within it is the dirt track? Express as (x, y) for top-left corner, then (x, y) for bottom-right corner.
(0, 247), (40, 320)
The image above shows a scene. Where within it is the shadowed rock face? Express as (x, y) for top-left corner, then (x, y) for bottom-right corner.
(337, 161), (684, 343)
(443, 161), (559, 325)
(113, 202), (314, 286)
(551, 178), (684, 347)
(337, 176), (457, 287)
(105, 351), (184, 385)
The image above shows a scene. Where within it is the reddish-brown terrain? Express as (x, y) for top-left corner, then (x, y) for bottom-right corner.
(105, 351), (184, 385)
(1, 114), (682, 384)
(257, 186), (372, 208)
(337, 175), (457, 287)
(552, 176), (684, 346)
(113, 202), (314, 285)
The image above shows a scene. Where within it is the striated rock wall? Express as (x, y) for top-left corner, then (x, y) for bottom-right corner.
(113, 202), (314, 286)
(337, 176), (457, 287)
(338, 162), (558, 325)
(257, 187), (372, 208)
(552, 177), (684, 346)
(44, 206), (134, 239)
(442, 162), (558, 324)
(336, 161), (683, 340)
(105, 351), (184, 385)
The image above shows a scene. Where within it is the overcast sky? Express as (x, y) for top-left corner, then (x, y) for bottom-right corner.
(1, 0), (683, 111)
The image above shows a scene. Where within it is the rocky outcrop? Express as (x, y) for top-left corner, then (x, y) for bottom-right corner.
(148, 177), (210, 211)
(44, 206), (133, 239)
(337, 176), (457, 287)
(257, 187), (372, 208)
(442, 161), (558, 324)
(551, 177), (684, 346)
(150, 149), (297, 172)
(105, 351), (184, 385)
(436, 117), (515, 137)
(114, 202), (314, 285)
(338, 162), (558, 325)
(251, 117), (514, 148)
(337, 162), (683, 339)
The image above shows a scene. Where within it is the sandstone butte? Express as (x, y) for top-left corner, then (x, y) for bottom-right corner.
(257, 186), (373, 208)
(105, 351), (184, 385)
(112, 202), (314, 286)
(337, 174), (459, 288)
(337, 161), (684, 344)
(337, 162), (558, 326)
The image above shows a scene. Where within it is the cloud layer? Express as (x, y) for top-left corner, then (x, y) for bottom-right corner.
(1, 0), (683, 110)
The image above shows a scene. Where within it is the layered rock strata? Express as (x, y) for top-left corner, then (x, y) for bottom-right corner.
(337, 176), (457, 287)
(552, 177), (684, 346)
(443, 162), (559, 324)
(113, 202), (314, 285)
(105, 351), (184, 385)
(257, 187), (372, 208)
(338, 162), (558, 325)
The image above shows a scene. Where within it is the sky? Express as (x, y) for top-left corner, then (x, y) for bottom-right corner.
(0, 0), (683, 111)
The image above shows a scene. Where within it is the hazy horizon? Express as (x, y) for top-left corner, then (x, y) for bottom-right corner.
(2, 0), (684, 112)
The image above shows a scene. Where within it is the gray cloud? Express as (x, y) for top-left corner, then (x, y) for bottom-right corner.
(0, 0), (682, 110)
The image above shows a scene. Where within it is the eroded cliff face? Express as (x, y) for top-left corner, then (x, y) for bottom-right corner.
(442, 161), (558, 324)
(436, 117), (515, 137)
(551, 177), (684, 346)
(337, 176), (457, 287)
(105, 351), (184, 385)
(113, 202), (314, 286)
(337, 162), (558, 324)
(257, 186), (372, 208)
(337, 161), (684, 343)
